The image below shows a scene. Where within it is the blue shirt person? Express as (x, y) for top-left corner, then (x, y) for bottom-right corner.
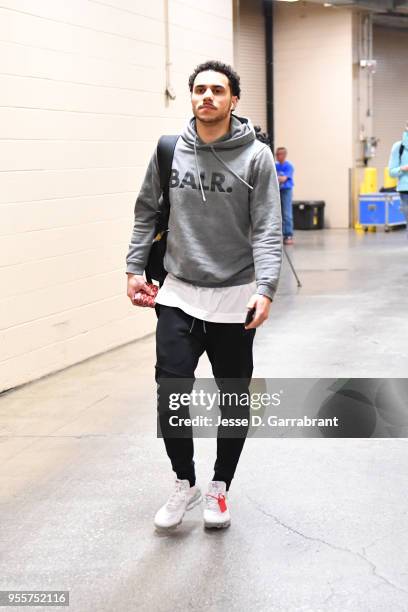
(388, 122), (408, 234)
(275, 147), (295, 244)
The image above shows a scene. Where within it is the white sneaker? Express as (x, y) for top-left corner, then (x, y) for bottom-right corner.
(154, 478), (202, 530)
(203, 481), (231, 529)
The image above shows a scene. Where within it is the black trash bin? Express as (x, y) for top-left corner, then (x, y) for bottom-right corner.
(293, 201), (325, 230)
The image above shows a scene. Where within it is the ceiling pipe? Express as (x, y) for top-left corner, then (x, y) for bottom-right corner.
(263, 0), (274, 150)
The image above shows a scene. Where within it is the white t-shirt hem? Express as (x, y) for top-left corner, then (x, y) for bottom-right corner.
(155, 273), (257, 323)
(155, 295), (248, 323)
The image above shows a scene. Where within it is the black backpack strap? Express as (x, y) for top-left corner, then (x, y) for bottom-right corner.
(157, 135), (179, 194)
(399, 143), (405, 162)
(144, 135), (178, 286)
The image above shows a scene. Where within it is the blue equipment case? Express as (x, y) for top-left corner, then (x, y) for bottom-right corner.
(359, 193), (407, 231)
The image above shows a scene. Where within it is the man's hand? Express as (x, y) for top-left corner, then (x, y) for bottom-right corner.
(278, 176), (288, 184)
(244, 293), (272, 329)
(401, 165), (408, 172)
(127, 273), (155, 305)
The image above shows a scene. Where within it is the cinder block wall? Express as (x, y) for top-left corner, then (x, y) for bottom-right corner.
(373, 25), (408, 176)
(0, 0), (233, 392)
(274, 2), (354, 228)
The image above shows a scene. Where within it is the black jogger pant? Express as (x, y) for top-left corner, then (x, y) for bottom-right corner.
(155, 304), (256, 491)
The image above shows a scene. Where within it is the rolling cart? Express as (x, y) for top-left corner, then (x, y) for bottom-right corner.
(359, 193), (406, 232)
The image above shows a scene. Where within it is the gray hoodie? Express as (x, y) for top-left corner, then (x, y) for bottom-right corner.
(126, 114), (282, 300)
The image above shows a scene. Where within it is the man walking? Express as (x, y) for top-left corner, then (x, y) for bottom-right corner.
(388, 121), (408, 234)
(275, 146), (295, 245)
(126, 60), (282, 530)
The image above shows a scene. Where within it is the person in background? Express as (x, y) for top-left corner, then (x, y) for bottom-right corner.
(275, 147), (295, 245)
(388, 121), (408, 235)
(254, 125), (270, 146)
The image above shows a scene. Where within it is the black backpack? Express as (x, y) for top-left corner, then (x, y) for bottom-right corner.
(145, 135), (179, 285)
(381, 143), (406, 192)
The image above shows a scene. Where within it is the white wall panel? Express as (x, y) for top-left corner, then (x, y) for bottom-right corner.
(0, 41), (163, 92)
(0, 7), (164, 64)
(1, 0), (234, 391)
(1, 218), (131, 265)
(0, 140), (153, 171)
(0, 109), (183, 141)
(0, 168), (144, 204)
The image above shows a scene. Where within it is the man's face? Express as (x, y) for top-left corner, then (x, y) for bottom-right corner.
(276, 149), (287, 164)
(191, 70), (237, 125)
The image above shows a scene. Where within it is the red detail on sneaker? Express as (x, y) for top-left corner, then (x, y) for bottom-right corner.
(218, 494), (227, 513)
(208, 493), (227, 513)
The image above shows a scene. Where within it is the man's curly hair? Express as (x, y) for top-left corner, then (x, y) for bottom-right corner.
(188, 60), (241, 99)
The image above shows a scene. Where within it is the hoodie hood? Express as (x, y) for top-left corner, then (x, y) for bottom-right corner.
(403, 130), (408, 148)
(180, 114), (256, 202)
(182, 113), (256, 150)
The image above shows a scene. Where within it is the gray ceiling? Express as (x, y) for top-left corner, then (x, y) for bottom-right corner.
(293, 0), (408, 28)
(303, 0), (408, 11)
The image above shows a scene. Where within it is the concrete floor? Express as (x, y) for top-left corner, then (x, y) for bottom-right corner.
(1, 229), (408, 612)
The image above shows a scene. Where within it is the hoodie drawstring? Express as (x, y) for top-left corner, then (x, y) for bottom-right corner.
(210, 146), (254, 191)
(193, 135), (254, 203)
(194, 136), (207, 203)
(188, 317), (207, 334)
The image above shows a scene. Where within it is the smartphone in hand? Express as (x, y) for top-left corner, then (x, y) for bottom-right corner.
(244, 306), (256, 327)
(132, 283), (159, 308)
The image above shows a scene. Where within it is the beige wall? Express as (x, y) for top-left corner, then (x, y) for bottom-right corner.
(352, 11), (372, 169)
(274, 2), (354, 228)
(373, 25), (408, 177)
(234, 0), (267, 131)
(0, 0), (233, 392)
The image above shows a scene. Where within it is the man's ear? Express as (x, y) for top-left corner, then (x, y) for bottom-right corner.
(231, 95), (238, 110)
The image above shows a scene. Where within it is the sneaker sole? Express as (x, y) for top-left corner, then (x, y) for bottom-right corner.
(155, 521), (182, 532)
(203, 520), (231, 530)
(154, 490), (202, 531)
(186, 491), (202, 511)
